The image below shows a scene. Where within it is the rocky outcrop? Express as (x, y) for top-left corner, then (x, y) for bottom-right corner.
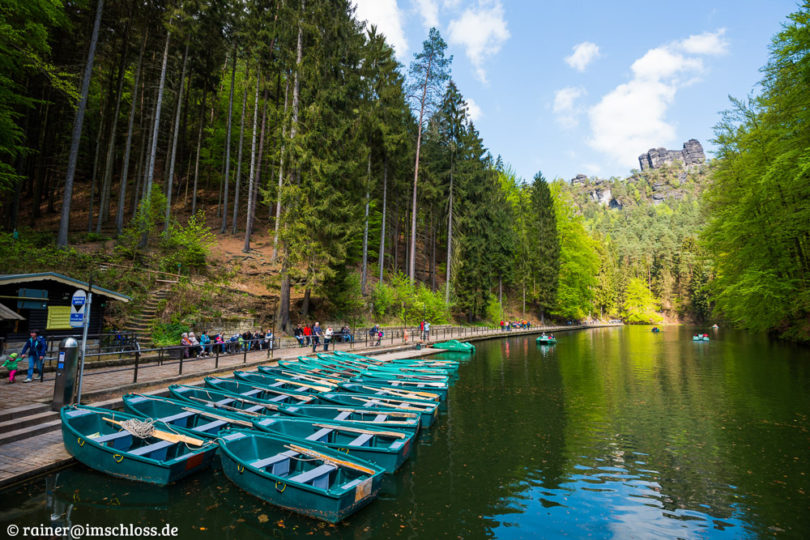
(638, 139), (705, 171)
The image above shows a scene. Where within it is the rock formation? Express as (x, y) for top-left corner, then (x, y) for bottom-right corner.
(638, 139), (705, 171)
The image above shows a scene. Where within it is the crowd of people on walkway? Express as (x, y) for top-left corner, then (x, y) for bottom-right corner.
(180, 329), (274, 358)
(292, 323), (352, 351)
(500, 320), (532, 331)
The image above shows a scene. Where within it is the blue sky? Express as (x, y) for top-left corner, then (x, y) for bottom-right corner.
(353, 0), (797, 182)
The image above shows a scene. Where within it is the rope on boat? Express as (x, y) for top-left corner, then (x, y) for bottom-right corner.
(118, 418), (157, 439)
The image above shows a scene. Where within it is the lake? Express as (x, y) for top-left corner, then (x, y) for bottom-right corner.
(2, 325), (809, 538)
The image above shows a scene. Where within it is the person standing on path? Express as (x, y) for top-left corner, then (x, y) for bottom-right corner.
(424, 321), (431, 342)
(21, 330), (47, 382)
(303, 324), (312, 346)
(312, 322), (322, 352)
(324, 327), (333, 351)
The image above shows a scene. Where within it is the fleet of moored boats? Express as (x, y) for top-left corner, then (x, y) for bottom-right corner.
(60, 347), (473, 523)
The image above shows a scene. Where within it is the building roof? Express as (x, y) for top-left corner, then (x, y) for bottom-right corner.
(0, 302), (25, 321)
(0, 273), (131, 303)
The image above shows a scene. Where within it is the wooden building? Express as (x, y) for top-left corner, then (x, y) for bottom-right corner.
(0, 273), (131, 342)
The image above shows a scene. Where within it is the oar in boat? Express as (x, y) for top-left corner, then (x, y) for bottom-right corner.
(346, 396), (430, 412)
(333, 407), (417, 418)
(181, 407), (253, 427)
(279, 370), (344, 385)
(311, 423), (408, 439)
(185, 395), (265, 416)
(358, 385), (439, 400)
(273, 377), (334, 392)
(286, 444), (375, 475)
(102, 417), (205, 446)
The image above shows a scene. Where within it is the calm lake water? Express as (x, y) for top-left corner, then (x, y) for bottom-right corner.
(2, 326), (809, 538)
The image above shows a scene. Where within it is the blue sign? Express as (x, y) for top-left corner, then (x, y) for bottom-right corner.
(71, 290), (88, 328)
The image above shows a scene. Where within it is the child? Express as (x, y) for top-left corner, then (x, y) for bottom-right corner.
(2, 353), (21, 383)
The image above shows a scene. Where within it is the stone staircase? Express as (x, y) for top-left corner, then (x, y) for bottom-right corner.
(0, 404), (60, 445)
(123, 283), (175, 346)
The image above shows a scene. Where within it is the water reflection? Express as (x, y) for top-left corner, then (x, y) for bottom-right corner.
(1, 328), (809, 538)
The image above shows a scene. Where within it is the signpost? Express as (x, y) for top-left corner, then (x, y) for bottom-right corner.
(73, 281), (92, 404)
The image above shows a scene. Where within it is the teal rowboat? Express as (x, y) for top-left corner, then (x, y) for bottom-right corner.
(218, 430), (385, 523)
(340, 381), (443, 403)
(319, 391), (439, 428)
(234, 370), (337, 394)
(204, 376), (318, 404)
(431, 340), (475, 353)
(123, 394), (253, 437)
(61, 405), (217, 486)
(692, 336), (710, 342)
(169, 384), (284, 417)
(277, 403), (421, 432)
(536, 336), (557, 345)
(348, 377), (449, 400)
(252, 416), (415, 473)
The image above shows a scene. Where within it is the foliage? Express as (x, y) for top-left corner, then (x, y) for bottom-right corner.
(621, 278), (663, 324)
(160, 211), (217, 271)
(372, 273), (449, 325)
(702, 3), (810, 339)
(485, 294), (503, 325)
(151, 321), (189, 347)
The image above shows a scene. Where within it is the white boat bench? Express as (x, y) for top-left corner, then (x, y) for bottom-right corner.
(130, 440), (174, 460)
(251, 450), (297, 476)
(305, 427), (333, 443)
(349, 433), (373, 447)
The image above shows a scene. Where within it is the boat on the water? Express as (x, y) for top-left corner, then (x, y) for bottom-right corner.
(692, 335), (710, 342)
(340, 381), (443, 402)
(319, 391), (439, 427)
(431, 339), (475, 353)
(277, 403), (421, 432)
(218, 430), (385, 523)
(168, 384), (284, 417)
(204, 376), (316, 404)
(234, 370), (337, 394)
(61, 405), (217, 486)
(123, 393), (252, 437)
(536, 335), (557, 345)
(252, 416), (415, 473)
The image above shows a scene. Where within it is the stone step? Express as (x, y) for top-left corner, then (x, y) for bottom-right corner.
(0, 403), (51, 423)
(0, 409), (60, 434)
(0, 418), (62, 445)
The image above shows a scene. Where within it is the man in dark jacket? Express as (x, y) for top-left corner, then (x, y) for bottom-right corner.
(21, 329), (47, 382)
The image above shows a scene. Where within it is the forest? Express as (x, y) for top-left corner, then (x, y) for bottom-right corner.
(2, 1), (810, 341)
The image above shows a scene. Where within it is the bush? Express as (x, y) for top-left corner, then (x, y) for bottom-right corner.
(160, 211), (217, 272)
(485, 294), (503, 325)
(151, 321), (189, 347)
(372, 273), (450, 325)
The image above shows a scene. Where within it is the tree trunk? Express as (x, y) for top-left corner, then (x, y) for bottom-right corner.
(430, 216), (436, 291)
(230, 67), (249, 234)
(244, 81), (267, 252)
(191, 87), (206, 215)
(163, 40), (190, 233)
(57, 0), (104, 248)
(279, 0), (304, 331)
(408, 55), (433, 281)
(97, 27), (130, 233)
(445, 158), (453, 304)
(301, 287), (311, 319)
(271, 76), (290, 262)
(220, 47), (237, 233)
(378, 155), (388, 285)
(361, 151), (371, 294)
(235, 67), (258, 235)
(116, 29), (146, 236)
(87, 103), (105, 232)
(393, 208), (400, 271)
(139, 29), (171, 248)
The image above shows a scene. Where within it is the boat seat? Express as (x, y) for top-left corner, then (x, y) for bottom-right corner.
(372, 414), (387, 423)
(349, 433), (373, 447)
(288, 464), (336, 489)
(269, 394), (288, 402)
(245, 405), (264, 413)
(334, 411), (352, 421)
(242, 389), (262, 397)
(158, 411), (196, 426)
(305, 427), (333, 443)
(341, 478), (363, 490)
(130, 440), (174, 460)
(251, 450), (296, 477)
(94, 431), (133, 450)
(195, 419), (228, 434)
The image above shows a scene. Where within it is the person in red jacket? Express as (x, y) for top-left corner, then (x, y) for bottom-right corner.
(303, 324), (312, 346)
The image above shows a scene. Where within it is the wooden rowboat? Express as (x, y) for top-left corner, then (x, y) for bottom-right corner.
(218, 430), (385, 523)
(61, 405), (217, 486)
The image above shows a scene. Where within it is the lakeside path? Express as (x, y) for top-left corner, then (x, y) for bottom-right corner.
(0, 324), (614, 488)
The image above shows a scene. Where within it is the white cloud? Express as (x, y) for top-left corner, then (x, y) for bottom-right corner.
(447, 1), (510, 83)
(587, 29), (727, 168)
(353, 0), (409, 59)
(465, 97), (482, 121)
(414, 0), (439, 29)
(565, 42), (600, 72)
(553, 86), (586, 129)
(676, 29), (728, 55)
